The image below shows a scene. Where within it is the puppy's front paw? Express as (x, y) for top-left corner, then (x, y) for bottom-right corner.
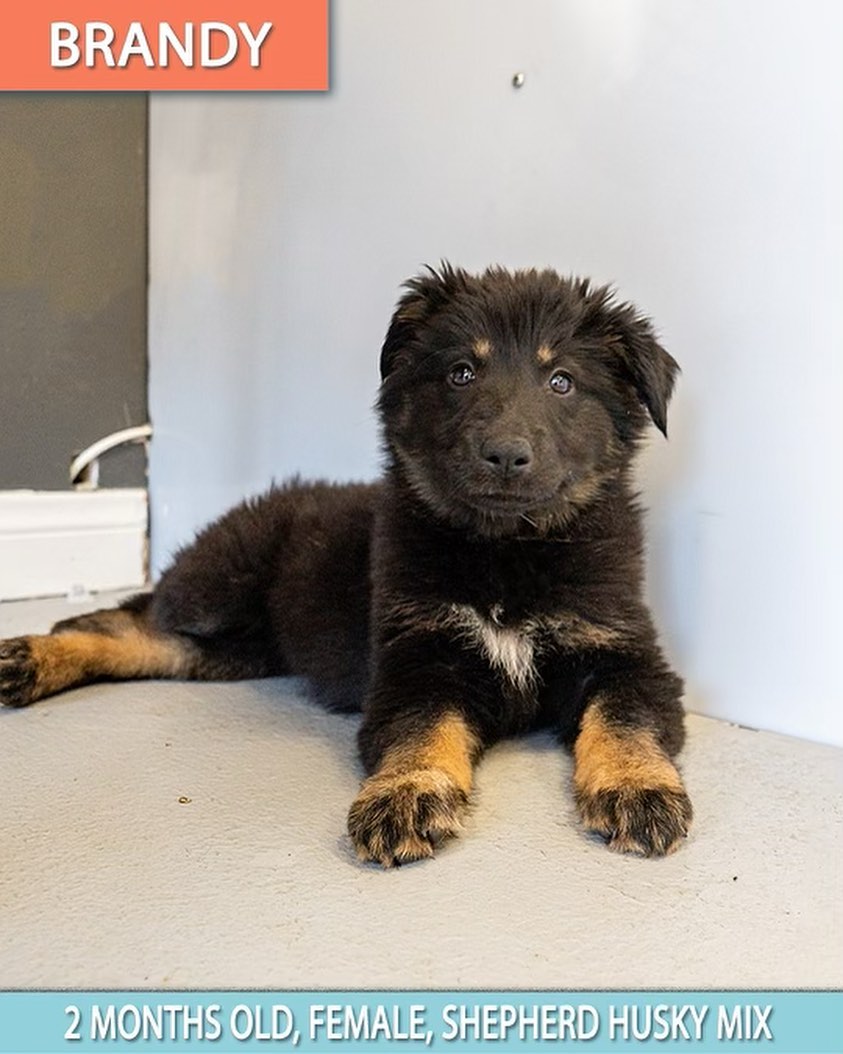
(0, 637), (38, 708)
(576, 784), (693, 857)
(348, 768), (468, 867)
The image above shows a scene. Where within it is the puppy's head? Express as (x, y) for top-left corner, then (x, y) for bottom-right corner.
(379, 264), (678, 535)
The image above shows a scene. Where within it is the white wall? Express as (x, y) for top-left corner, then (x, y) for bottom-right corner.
(149, 0), (843, 745)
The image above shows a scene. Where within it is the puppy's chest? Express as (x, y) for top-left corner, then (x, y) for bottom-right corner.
(443, 601), (619, 694)
(451, 603), (537, 693)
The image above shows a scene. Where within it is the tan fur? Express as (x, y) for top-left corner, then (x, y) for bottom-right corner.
(379, 711), (478, 793)
(564, 465), (622, 510)
(574, 705), (683, 796)
(28, 625), (194, 700)
(545, 611), (622, 650)
(536, 343), (554, 365)
(473, 337), (491, 360)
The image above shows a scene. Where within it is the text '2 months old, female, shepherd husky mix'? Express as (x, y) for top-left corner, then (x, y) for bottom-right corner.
(0, 265), (692, 867)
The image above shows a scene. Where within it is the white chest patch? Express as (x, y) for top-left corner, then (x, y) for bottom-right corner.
(446, 604), (538, 693)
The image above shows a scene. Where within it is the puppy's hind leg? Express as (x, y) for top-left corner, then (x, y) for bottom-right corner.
(0, 594), (204, 708)
(1, 488), (303, 709)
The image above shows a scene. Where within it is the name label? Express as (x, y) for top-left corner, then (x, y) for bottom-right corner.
(1, 3), (328, 90)
(51, 22), (273, 70)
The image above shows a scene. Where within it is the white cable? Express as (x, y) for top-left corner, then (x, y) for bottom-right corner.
(69, 424), (153, 487)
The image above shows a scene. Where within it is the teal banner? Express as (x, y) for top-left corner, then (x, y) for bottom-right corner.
(0, 991), (839, 1053)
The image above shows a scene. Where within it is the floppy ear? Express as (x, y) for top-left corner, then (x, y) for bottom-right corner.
(380, 263), (468, 379)
(582, 287), (679, 437)
(613, 311), (678, 436)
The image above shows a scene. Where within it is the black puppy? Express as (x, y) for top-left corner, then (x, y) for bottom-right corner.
(0, 265), (691, 865)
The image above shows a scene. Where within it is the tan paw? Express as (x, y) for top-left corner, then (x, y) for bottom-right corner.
(347, 767), (468, 867)
(0, 638), (38, 708)
(576, 784), (693, 856)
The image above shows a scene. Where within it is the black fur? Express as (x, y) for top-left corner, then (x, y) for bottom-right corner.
(0, 265), (690, 862)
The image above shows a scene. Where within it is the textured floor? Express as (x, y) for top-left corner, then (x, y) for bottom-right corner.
(1, 593), (841, 989)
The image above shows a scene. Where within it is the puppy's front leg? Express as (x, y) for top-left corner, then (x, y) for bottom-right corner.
(349, 683), (482, 867)
(573, 665), (692, 856)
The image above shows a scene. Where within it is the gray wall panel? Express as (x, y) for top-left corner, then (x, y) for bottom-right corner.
(0, 94), (148, 489)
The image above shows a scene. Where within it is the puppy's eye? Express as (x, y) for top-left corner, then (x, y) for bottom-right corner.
(448, 363), (476, 388)
(549, 370), (574, 395)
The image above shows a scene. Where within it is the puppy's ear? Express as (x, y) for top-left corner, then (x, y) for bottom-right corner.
(614, 312), (678, 437)
(583, 287), (679, 437)
(380, 263), (468, 379)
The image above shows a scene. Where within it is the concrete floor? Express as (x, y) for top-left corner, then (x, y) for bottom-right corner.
(1, 592), (841, 989)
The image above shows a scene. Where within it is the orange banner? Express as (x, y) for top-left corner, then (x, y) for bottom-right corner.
(0, 2), (328, 90)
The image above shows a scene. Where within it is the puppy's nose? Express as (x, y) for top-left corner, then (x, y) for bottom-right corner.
(480, 436), (534, 477)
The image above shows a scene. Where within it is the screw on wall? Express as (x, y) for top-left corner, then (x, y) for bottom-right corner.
(512, 72), (526, 89)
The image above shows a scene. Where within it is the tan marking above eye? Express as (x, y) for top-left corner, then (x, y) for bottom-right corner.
(536, 344), (554, 365)
(473, 338), (491, 360)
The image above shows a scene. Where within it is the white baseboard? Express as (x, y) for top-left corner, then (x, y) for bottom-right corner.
(0, 489), (148, 602)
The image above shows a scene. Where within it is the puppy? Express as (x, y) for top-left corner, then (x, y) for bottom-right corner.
(0, 265), (691, 866)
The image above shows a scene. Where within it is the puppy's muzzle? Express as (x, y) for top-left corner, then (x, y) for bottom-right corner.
(480, 435), (534, 479)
